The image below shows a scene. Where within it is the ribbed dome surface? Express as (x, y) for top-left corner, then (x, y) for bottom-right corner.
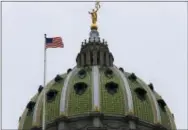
(18, 65), (176, 130)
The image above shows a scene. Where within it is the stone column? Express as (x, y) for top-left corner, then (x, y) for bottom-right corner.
(81, 53), (85, 66)
(100, 51), (104, 66)
(86, 51), (91, 66)
(76, 54), (81, 67)
(109, 53), (114, 66)
(105, 52), (109, 66)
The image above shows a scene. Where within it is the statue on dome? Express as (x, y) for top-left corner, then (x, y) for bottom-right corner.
(89, 1), (100, 29)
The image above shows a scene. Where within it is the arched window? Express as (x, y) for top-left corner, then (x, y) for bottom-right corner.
(157, 99), (166, 112)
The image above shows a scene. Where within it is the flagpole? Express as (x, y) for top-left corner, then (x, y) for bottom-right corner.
(42, 34), (47, 130)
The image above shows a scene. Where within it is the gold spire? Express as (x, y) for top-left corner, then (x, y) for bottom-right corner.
(88, 1), (101, 30)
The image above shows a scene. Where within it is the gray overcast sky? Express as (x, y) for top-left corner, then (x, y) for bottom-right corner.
(2, 2), (187, 129)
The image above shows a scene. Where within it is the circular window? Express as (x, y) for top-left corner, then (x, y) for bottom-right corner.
(78, 69), (87, 79)
(104, 68), (113, 78)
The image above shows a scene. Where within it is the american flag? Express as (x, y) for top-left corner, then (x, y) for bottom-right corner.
(45, 37), (64, 49)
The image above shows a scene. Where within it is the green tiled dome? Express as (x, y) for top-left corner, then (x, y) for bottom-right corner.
(18, 17), (176, 130)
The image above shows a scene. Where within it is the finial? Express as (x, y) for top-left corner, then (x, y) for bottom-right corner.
(88, 1), (101, 30)
(102, 39), (105, 43)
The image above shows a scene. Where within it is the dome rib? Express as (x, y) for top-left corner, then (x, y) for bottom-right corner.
(92, 66), (100, 111)
(137, 78), (161, 124)
(154, 91), (175, 129)
(113, 66), (134, 115)
(32, 93), (43, 126)
(111, 67), (129, 114)
(18, 108), (28, 129)
(166, 106), (177, 129)
(59, 67), (79, 116)
(32, 81), (54, 127)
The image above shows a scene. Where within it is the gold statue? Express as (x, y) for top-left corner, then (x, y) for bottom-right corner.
(89, 1), (100, 29)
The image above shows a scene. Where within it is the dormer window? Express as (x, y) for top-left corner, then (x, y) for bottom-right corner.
(54, 75), (63, 82)
(134, 88), (147, 100)
(148, 83), (154, 91)
(26, 101), (35, 115)
(119, 67), (124, 73)
(67, 68), (72, 74)
(46, 89), (58, 101)
(128, 73), (137, 81)
(38, 85), (43, 93)
(26, 101), (35, 111)
(157, 99), (166, 112)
